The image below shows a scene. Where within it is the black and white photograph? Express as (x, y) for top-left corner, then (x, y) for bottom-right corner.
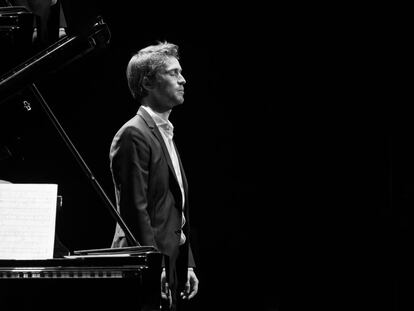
(0, 2), (403, 310)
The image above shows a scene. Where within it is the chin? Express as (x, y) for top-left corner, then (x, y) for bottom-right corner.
(176, 97), (184, 105)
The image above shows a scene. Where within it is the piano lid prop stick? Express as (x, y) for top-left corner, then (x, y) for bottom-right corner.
(28, 82), (140, 247)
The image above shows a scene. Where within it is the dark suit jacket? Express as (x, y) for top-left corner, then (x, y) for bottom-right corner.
(110, 106), (195, 270)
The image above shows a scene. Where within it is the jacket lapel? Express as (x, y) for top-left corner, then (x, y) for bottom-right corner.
(137, 107), (180, 185)
(173, 141), (188, 201)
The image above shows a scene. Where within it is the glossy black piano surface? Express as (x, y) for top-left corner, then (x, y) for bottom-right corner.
(0, 251), (162, 311)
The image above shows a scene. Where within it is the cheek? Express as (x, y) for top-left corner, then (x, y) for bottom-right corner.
(155, 78), (177, 98)
(165, 83), (177, 95)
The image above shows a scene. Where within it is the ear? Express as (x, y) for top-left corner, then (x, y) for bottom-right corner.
(142, 76), (154, 92)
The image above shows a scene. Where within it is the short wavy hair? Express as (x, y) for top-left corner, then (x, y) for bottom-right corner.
(126, 41), (180, 101)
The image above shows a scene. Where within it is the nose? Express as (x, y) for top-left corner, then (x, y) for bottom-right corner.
(178, 73), (186, 84)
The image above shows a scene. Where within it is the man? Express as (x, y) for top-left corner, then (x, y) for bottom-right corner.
(109, 41), (199, 311)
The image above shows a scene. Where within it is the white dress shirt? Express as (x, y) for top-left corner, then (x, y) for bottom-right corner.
(141, 105), (186, 245)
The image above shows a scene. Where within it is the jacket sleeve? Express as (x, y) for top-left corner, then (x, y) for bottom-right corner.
(111, 127), (157, 248)
(188, 244), (195, 267)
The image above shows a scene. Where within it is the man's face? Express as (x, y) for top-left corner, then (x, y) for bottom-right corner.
(151, 57), (186, 112)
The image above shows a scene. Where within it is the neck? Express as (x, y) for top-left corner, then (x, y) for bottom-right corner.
(157, 109), (171, 120)
(141, 100), (171, 120)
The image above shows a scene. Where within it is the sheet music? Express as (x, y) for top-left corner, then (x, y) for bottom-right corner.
(0, 184), (58, 259)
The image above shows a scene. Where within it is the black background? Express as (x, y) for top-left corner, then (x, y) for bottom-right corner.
(0, 2), (406, 310)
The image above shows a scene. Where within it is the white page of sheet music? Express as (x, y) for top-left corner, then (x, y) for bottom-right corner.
(0, 184), (58, 259)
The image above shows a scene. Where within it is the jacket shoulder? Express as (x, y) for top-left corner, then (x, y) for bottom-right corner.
(110, 115), (151, 155)
(115, 115), (150, 138)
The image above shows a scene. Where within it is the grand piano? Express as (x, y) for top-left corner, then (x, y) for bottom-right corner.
(0, 11), (162, 311)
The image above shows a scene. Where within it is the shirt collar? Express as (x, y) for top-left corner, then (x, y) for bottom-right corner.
(141, 105), (174, 135)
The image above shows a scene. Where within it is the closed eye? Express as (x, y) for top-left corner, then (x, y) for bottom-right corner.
(166, 69), (181, 77)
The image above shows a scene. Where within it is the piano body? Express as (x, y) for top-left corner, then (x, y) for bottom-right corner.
(0, 13), (163, 311)
(0, 251), (162, 310)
